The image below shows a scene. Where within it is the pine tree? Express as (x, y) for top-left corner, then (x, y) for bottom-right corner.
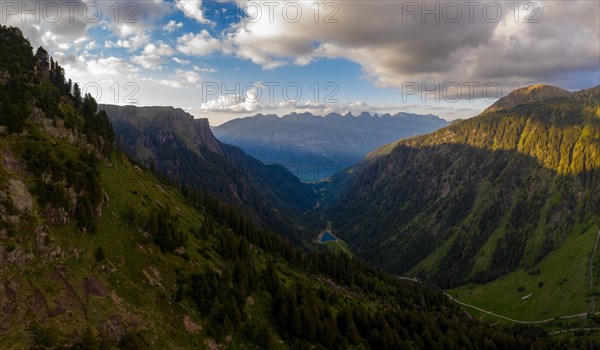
(72, 82), (82, 105)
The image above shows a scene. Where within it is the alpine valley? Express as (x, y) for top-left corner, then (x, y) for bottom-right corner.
(1, 14), (600, 350)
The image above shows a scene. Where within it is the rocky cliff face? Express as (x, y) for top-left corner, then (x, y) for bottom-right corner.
(170, 112), (222, 156)
(101, 104), (321, 242)
(106, 105), (223, 156)
(0, 152), (70, 265)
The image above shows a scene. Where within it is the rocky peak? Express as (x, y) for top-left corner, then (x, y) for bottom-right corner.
(101, 105), (223, 155)
(163, 108), (222, 154)
(0, 25), (23, 38)
(34, 47), (50, 79)
(189, 115), (222, 155)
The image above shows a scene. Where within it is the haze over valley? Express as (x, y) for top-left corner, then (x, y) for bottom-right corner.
(213, 112), (449, 182)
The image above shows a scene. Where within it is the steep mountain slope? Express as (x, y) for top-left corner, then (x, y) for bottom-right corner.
(101, 104), (321, 242)
(324, 85), (600, 290)
(214, 112), (448, 182)
(3, 25), (591, 349)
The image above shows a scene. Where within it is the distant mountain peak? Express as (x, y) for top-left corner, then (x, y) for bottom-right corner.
(214, 110), (448, 182)
(483, 84), (573, 113)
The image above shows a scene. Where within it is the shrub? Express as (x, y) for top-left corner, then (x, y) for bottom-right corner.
(94, 246), (105, 262)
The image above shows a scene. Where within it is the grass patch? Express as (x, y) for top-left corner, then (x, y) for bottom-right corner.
(449, 223), (599, 324)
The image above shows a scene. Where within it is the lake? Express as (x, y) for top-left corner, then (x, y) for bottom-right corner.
(320, 231), (337, 242)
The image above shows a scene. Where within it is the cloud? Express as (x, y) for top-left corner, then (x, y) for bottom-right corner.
(292, 100), (480, 120)
(143, 43), (175, 56)
(131, 43), (174, 69)
(163, 20), (183, 32)
(196, 90), (367, 116)
(176, 30), (221, 56)
(132, 54), (164, 69)
(172, 57), (191, 65)
(7, 0), (598, 121)
(2, 1), (92, 54)
(175, 0), (214, 25)
(85, 41), (97, 50)
(86, 56), (138, 76)
(222, 0), (599, 94)
(176, 68), (202, 85)
(104, 0), (173, 38)
(2, 0), (174, 57)
(61, 54), (139, 79)
(194, 85), (266, 113)
(142, 68), (202, 88)
(105, 33), (150, 51)
(193, 65), (216, 73)
(293, 100), (371, 115)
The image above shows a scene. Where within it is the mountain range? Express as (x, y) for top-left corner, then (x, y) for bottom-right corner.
(213, 112), (448, 182)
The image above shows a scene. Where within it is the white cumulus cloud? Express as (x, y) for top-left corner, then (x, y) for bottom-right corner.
(177, 30), (221, 56)
(175, 0), (214, 25)
(163, 20), (184, 33)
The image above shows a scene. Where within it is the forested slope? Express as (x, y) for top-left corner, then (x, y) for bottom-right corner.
(326, 85), (600, 288)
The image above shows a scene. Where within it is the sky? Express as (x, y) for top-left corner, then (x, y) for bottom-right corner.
(2, 0), (599, 125)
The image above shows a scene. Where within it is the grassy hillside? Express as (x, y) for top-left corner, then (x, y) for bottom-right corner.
(1, 153), (208, 348)
(450, 223), (599, 324)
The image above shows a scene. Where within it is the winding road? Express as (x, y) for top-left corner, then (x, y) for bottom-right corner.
(445, 293), (596, 325)
(399, 229), (600, 328)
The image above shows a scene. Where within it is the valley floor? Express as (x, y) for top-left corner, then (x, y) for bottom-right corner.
(448, 225), (600, 331)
